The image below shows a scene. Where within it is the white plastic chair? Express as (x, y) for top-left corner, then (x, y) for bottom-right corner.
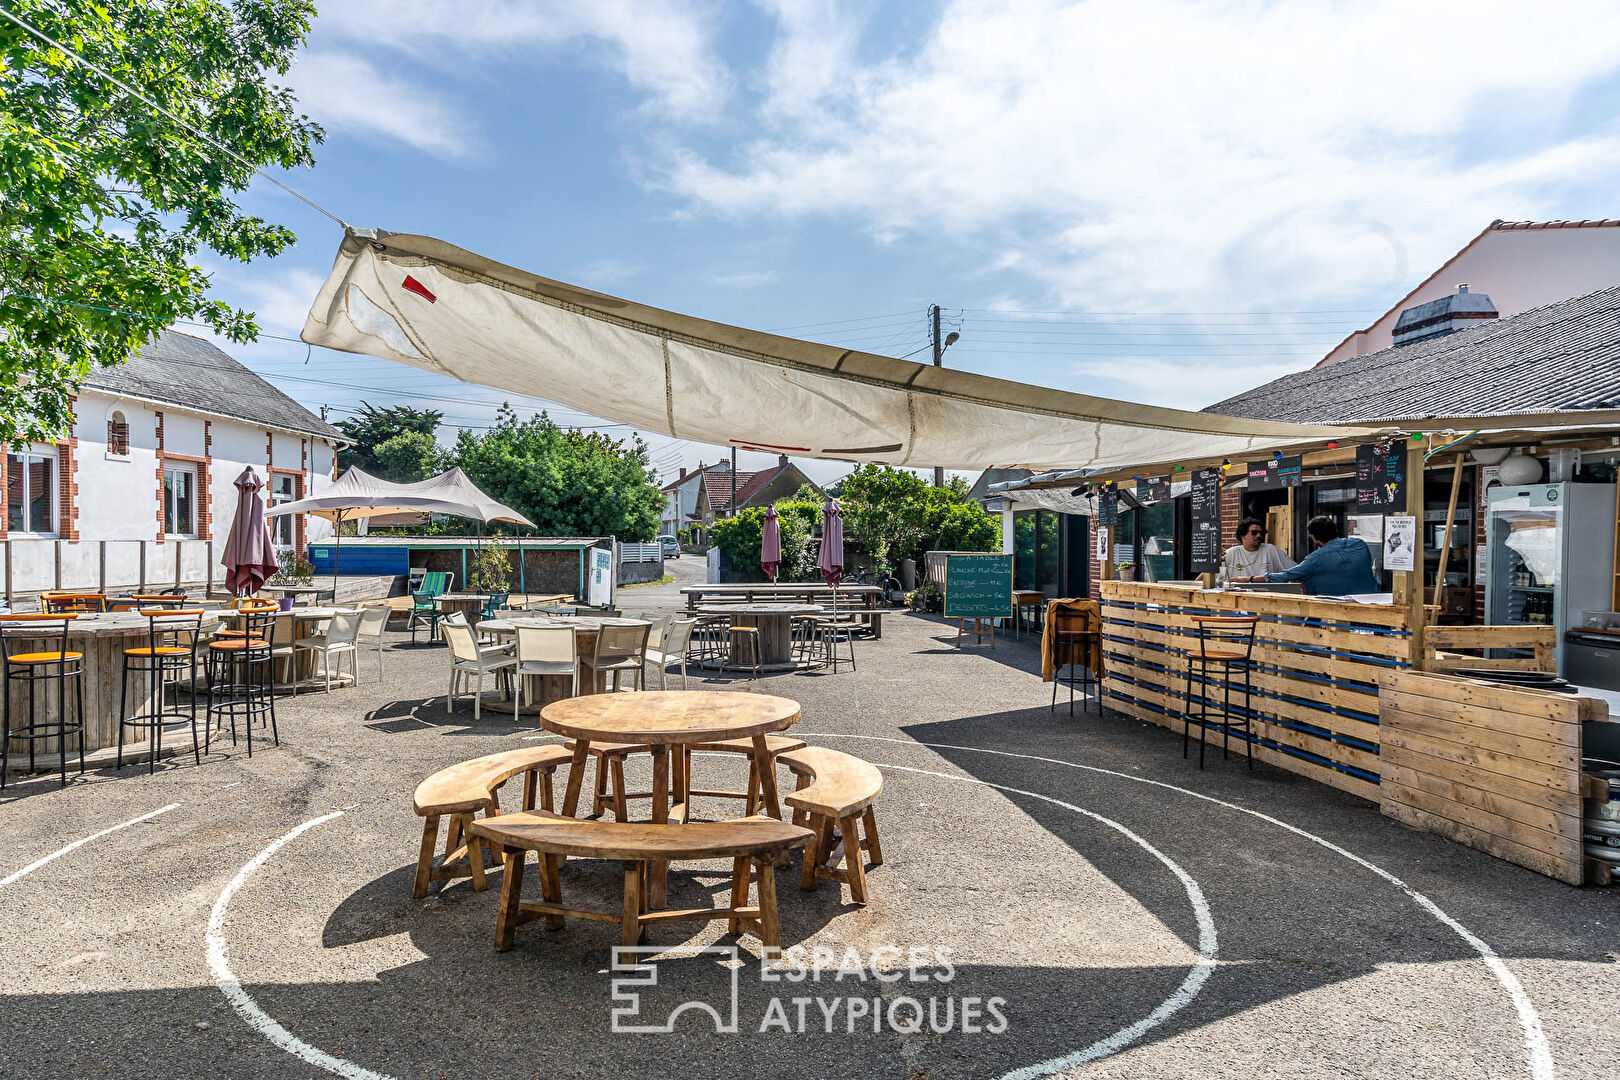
(644, 619), (696, 689)
(514, 623), (578, 710)
(294, 611), (361, 693)
(355, 605), (390, 681)
(444, 621), (516, 719)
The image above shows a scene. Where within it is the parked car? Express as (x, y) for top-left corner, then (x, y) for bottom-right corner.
(659, 534), (680, 558)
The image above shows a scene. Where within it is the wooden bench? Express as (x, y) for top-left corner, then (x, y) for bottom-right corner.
(683, 734), (808, 816)
(411, 745), (574, 898)
(777, 747), (884, 903)
(468, 812), (812, 955)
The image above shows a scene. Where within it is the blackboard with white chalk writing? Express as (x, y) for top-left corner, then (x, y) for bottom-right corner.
(1188, 467), (1221, 573)
(1097, 487), (1118, 526)
(943, 553), (1014, 619)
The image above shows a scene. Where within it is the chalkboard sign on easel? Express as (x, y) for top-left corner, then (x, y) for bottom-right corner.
(1356, 443), (1406, 511)
(943, 553), (1013, 619)
(1188, 467), (1221, 573)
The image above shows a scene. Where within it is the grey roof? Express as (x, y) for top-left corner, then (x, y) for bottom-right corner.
(1205, 286), (1620, 424)
(85, 330), (344, 441)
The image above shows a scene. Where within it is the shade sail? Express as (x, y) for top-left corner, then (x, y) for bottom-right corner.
(266, 465), (534, 526)
(301, 228), (1380, 472)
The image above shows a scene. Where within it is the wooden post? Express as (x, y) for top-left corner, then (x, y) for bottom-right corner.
(138, 543), (146, 593)
(1431, 455), (1464, 611)
(1405, 440), (1427, 671)
(98, 541), (107, 593)
(1284, 486), (1296, 557)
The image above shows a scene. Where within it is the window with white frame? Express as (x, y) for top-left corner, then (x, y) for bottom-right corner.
(163, 462), (197, 537)
(270, 473), (297, 547)
(6, 448), (58, 535)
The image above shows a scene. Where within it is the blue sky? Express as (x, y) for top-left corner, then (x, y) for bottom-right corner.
(204, 0), (1620, 486)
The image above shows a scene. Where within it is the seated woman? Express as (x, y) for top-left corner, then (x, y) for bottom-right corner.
(1230, 515), (1379, 596)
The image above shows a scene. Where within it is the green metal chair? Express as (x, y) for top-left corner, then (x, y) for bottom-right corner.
(408, 572), (454, 644)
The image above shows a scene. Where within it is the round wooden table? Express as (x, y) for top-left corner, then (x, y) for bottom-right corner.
(541, 690), (801, 905)
(696, 603), (823, 670)
(436, 593), (491, 624)
(476, 616), (650, 713)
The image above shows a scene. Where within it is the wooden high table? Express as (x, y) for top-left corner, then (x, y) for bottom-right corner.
(696, 602), (823, 670)
(541, 690), (801, 905)
(2, 610), (219, 762)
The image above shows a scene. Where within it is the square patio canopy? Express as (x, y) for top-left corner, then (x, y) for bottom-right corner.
(298, 228), (1383, 473)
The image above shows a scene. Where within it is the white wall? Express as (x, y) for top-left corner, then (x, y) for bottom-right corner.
(1324, 226), (1620, 364)
(65, 389), (339, 547)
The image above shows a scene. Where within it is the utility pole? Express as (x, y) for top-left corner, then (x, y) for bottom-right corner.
(930, 304), (944, 487)
(730, 445), (738, 516)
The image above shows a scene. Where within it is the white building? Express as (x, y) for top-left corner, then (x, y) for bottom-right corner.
(4, 330), (343, 599)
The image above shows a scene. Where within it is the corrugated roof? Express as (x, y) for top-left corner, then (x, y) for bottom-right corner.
(1205, 286), (1620, 424)
(85, 330), (343, 440)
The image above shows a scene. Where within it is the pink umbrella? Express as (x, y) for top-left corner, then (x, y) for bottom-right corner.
(221, 467), (278, 596)
(761, 506), (782, 582)
(817, 499), (844, 587)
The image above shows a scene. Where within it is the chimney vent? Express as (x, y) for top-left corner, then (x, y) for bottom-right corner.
(1392, 286), (1498, 347)
(778, 453), (789, 467)
(678, 467), (687, 480)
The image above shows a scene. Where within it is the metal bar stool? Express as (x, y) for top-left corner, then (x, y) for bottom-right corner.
(118, 607), (206, 772)
(206, 606), (279, 757)
(813, 617), (857, 674)
(0, 613), (86, 788)
(1182, 615), (1260, 769)
(1049, 605), (1102, 716)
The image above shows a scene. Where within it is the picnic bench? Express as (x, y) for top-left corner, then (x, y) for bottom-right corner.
(411, 744), (573, 898)
(681, 584), (885, 638)
(779, 746), (885, 903)
(469, 812), (812, 954)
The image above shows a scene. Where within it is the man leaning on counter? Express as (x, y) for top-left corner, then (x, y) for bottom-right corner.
(1219, 517), (1295, 584)
(1230, 515), (1380, 596)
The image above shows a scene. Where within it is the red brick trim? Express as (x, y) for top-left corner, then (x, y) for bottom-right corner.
(57, 396), (79, 539)
(198, 420), (213, 541)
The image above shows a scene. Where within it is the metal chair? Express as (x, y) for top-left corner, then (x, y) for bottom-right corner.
(1182, 615), (1260, 769)
(514, 623), (579, 709)
(407, 571), (453, 644)
(205, 606), (279, 757)
(41, 593), (107, 614)
(1050, 603), (1102, 715)
(118, 607), (205, 772)
(0, 613), (85, 788)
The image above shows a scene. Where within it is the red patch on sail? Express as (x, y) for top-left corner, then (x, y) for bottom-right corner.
(402, 275), (436, 303)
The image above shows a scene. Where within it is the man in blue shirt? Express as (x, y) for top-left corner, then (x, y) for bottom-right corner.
(1230, 515), (1380, 595)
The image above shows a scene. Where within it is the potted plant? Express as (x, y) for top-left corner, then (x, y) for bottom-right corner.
(267, 550), (315, 609)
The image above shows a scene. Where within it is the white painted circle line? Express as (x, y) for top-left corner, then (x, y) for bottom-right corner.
(0, 803), (180, 890)
(206, 811), (398, 1080)
(799, 732), (1555, 1080)
(870, 762), (1217, 1080)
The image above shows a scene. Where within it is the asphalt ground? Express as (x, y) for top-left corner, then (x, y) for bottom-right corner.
(2, 556), (1616, 1079)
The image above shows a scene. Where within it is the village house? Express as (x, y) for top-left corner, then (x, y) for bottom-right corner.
(3, 330), (343, 600)
(659, 455), (820, 542)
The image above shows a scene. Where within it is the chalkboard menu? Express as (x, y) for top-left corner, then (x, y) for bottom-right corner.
(1135, 476), (1171, 505)
(1247, 456), (1302, 491)
(1097, 486), (1118, 526)
(1356, 443), (1406, 511)
(942, 553), (1014, 619)
(1188, 468), (1221, 573)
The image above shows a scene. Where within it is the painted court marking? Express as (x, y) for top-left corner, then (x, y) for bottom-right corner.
(0, 803), (179, 890)
(799, 732), (1555, 1080)
(207, 777), (1218, 1080)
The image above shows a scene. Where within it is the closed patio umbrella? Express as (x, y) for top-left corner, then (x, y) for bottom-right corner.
(221, 467), (278, 596)
(761, 506), (781, 582)
(817, 499), (843, 588)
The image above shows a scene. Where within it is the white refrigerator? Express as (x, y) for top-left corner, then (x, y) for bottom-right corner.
(1484, 482), (1617, 674)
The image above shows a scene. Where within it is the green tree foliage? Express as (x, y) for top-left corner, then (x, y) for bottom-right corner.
(709, 499), (823, 582)
(372, 430), (447, 483)
(452, 406), (662, 540)
(0, 0), (322, 444)
(334, 402), (445, 477)
(836, 464), (1000, 567)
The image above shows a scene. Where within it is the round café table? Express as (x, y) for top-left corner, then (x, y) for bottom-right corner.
(476, 616), (650, 713)
(696, 603), (823, 670)
(541, 690), (801, 906)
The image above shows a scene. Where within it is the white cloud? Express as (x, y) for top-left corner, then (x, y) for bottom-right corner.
(704, 269), (781, 287)
(654, 0), (1620, 311)
(287, 52), (473, 159)
(307, 1), (727, 130)
(576, 258), (643, 286)
(235, 268), (329, 337)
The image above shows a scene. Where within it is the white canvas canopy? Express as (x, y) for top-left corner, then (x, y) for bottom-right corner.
(266, 466), (534, 526)
(300, 229), (1379, 472)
